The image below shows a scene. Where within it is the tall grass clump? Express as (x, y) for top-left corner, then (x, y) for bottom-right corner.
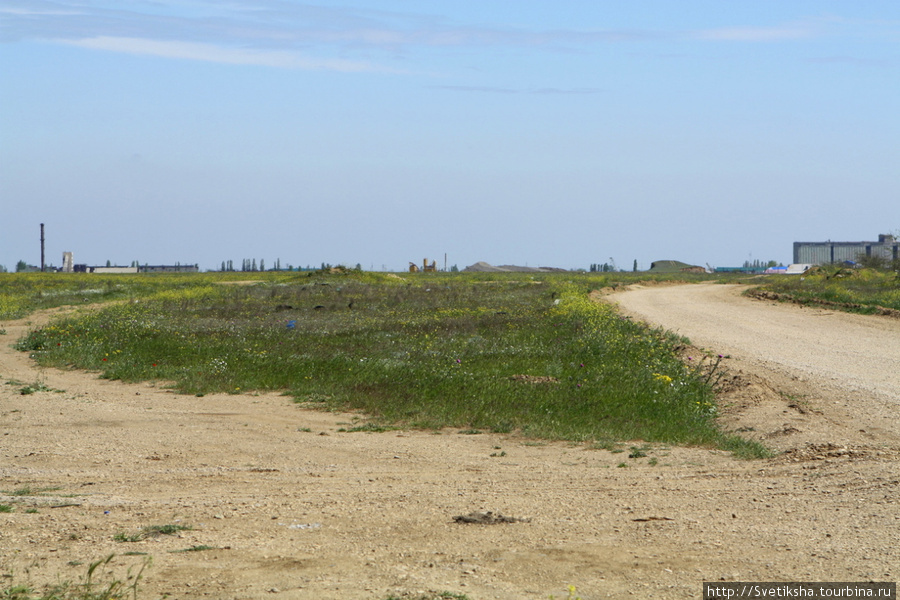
(16, 272), (761, 454)
(2, 554), (148, 600)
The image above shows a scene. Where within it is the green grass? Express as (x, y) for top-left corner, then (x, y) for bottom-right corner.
(0, 271), (308, 320)
(168, 545), (217, 553)
(752, 266), (900, 314)
(0, 269), (743, 321)
(11, 271), (766, 456)
(16, 381), (63, 396)
(1, 555), (149, 600)
(337, 422), (397, 433)
(2, 486), (62, 497)
(628, 444), (650, 458)
(114, 524), (191, 543)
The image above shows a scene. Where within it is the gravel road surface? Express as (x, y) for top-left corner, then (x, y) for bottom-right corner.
(610, 283), (900, 436)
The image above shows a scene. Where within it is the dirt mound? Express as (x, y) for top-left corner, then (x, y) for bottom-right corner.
(452, 511), (531, 524)
(775, 442), (900, 462)
(647, 260), (705, 273)
(463, 261), (567, 273)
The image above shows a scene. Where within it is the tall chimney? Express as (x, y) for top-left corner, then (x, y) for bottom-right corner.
(40, 223), (45, 272)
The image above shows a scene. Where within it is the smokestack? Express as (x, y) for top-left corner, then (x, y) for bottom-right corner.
(40, 223), (45, 272)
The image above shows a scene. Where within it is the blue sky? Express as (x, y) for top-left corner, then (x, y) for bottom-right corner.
(1, 1), (898, 271)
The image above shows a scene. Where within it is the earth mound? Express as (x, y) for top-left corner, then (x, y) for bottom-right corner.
(463, 261), (568, 273)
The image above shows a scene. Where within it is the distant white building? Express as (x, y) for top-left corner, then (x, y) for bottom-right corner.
(88, 266), (140, 274)
(62, 252), (74, 273)
(785, 264), (812, 275)
(763, 264), (810, 275)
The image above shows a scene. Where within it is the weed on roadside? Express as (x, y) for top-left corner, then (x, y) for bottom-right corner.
(6, 376), (64, 395)
(1, 554), (150, 600)
(549, 584), (583, 600)
(114, 523), (191, 543)
(17, 382), (48, 395)
(169, 545), (217, 553)
(3, 486), (62, 497)
(628, 445), (650, 459)
(337, 422), (395, 433)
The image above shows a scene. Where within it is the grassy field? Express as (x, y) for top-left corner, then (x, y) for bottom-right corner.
(751, 266), (900, 314)
(0, 269), (748, 322)
(5, 269), (766, 457)
(2, 268), (896, 598)
(0, 272), (265, 320)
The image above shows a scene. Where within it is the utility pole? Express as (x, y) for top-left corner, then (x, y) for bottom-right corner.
(40, 223), (45, 272)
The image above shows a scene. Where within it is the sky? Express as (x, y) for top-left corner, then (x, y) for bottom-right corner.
(1, 1), (898, 272)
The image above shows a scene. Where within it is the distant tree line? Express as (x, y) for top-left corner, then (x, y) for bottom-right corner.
(589, 262), (617, 272)
(13, 260), (40, 272)
(219, 258), (281, 272)
(588, 259), (639, 273)
(743, 259), (781, 269)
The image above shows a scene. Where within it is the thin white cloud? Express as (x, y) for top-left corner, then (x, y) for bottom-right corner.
(1, 0), (658, 51)
(7, 1), (889, 74)
(58, 36), (381, 71)
(695, 24), (815, 42)
(429, 85), (604, 95)
(429, 84), (518, 94)
(808, 55), (893, 68)
(531, 87), (605, 95)
(0, 6), (81, 16)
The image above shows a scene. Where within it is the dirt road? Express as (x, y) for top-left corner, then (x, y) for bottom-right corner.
(611, 283), (900, 407)
(2, 291), (899, 600)
(610, 283), (900, 442)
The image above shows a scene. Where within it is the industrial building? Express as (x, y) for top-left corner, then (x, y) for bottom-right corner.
(63, 252), (199, 273)
(71, 263), (199, 274)
(793, 234), (899, 265)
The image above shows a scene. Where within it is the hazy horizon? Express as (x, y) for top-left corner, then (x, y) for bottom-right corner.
(2, 1), (898, 272)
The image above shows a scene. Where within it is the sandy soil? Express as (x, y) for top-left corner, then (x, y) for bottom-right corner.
(1, 285), (899, 600)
